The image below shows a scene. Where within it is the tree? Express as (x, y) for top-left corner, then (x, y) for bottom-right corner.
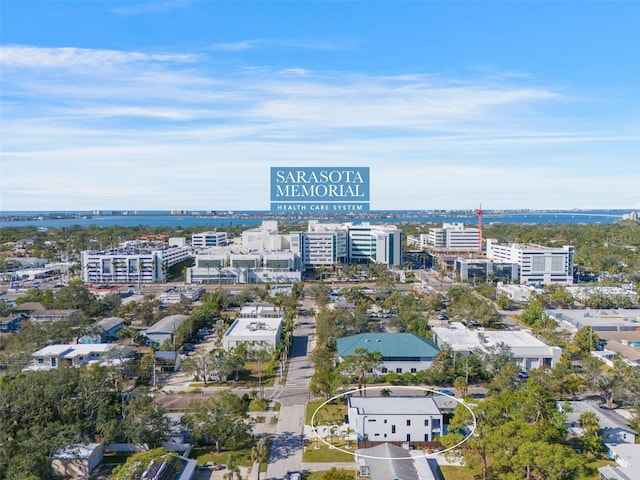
(122, 391), (168, 447)
(573, 326), (600, 355)
(339, 348), (383, 395)
(579, 411), (603, 454)
(183, 391), (252, 452)
(454, 376), (468, 396)
(251, 439), (269, 477)
(321, 468), (353, 480)
(182, 349), (214, 385)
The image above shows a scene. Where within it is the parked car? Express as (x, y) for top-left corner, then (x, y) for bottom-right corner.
(518, 371), (529, 380)
(436, 389), (455, 397)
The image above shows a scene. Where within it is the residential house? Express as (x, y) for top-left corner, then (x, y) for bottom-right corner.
(599, 443), (640, 480)
(78, 316), (125, 344)
(561, 401), (637, 444)
(0, 316), (22, 332)
(356, 443), (441, 480)
(348, 396), (444, 446)
(29, 309), (82, 323)
(145, 314), (189, 346)
(24, 343), (133, 371)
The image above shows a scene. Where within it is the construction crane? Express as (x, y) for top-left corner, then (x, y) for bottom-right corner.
(474, 205), (483, 255)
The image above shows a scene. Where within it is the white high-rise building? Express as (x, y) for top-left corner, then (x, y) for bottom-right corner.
(291, 221), (402, 270)
(81, 245), (190, 284)
(486, 239), (575, 286)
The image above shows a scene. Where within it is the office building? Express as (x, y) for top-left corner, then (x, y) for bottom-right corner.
(486, 239), (575, 286)
(427, 223), (480, 250)
(191, 230), (228, 248)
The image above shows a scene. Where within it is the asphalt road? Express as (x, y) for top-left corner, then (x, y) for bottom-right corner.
(265, 301), (317, 480)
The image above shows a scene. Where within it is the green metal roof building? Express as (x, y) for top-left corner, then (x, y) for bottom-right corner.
(337, 333), (440, 374)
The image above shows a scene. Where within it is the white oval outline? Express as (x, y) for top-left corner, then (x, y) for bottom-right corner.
(310, 385), (477, 460)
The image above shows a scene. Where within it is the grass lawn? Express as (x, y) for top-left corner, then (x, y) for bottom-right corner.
(305, 399), (347, 425)
(249, 398), (270, 412)
(439, 465), (479, 480)
(302, 440), (356, 463)
(579, 457), (616, 479)
(304, 470), (356, 480)
(189, 446), (253, 467)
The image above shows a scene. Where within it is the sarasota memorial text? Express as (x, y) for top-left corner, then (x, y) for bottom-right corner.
(270, 167), (370, 212)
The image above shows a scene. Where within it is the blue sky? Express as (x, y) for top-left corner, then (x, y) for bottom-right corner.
(1, 0), (639, 211)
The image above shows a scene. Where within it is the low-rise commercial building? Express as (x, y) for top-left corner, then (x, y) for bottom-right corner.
(222, 317), (283, 350)
(337, 333), (440, 374)
(432, 323), (562, 370)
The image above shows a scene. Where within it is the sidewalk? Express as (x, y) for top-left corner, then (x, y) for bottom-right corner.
(301, 462), (356, 472)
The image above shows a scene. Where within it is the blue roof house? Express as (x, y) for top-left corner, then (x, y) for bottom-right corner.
(337, 333), (440, 375)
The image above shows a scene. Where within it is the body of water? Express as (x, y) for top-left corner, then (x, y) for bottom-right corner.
(0, 210), (630, 228)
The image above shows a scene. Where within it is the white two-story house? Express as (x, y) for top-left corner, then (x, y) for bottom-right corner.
(348, 396), (443, 446)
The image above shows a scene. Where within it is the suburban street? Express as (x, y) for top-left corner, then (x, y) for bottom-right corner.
(265, 299), (317, 479)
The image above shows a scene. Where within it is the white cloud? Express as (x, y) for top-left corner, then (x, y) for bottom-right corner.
(1, 44), (638, 210)
(0, 45), (198, 68)
(110, 1), (191, 15)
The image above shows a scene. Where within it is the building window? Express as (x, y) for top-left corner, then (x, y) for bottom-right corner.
(410, 368), (417, 373)
(406, 434), (411, 442)
(424, 419), (429, 426)
(381, 367), (388, 373)
(384, 419), (387, 424)
(424, 433), (429, 441)
(391, 425), (396, 434)
(406, 419), (411, 426)
(396, 368), (402, 374)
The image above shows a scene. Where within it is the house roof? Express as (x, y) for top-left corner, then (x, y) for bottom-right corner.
(356, 443), (419, 480)
(13, 302), (53, 311)
(96, 316), (124, 331)
(146, 315), (188, 334)
(337, 333), (440, 359)
(51, 443), (101, 460)
(32, 344), (115, 358)
(349, 396), (441, 416)
(606, 443), (640, 469)
(563, 401), (637, 434)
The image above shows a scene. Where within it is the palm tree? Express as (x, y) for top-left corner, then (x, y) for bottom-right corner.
(250, 440), (269, 479)
(344, 427), (355, 449)
(223, 453), (243, 480)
